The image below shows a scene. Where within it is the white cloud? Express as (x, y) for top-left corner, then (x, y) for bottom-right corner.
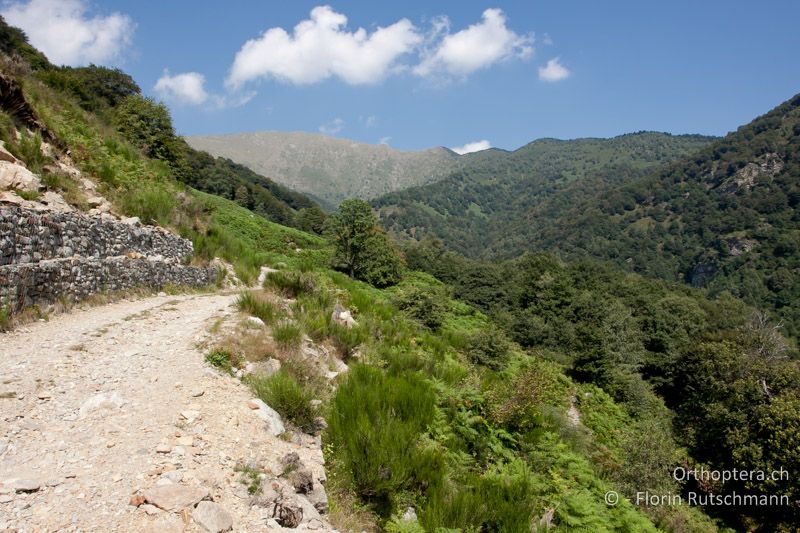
(319, 117), (345, 135)
(379, 136), (391, 145)
(227, 5), (421, 88)
(415, 8), (532, 78)
(362, 115), (378, 128)
(212, 91), (256, 109)
(154, 71), (209, 105)
(154, 70), (255, 109)
(538, 57), (570, 82)
(1, 0), (134, 66)
(451, 140), (491, 155)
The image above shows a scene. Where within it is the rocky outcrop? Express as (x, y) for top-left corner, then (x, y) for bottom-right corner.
(0, 206), (215, 311)
(0, 161), (40, 192)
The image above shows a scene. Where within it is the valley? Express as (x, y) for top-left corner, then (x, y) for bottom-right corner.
(0, 6), (798, 533)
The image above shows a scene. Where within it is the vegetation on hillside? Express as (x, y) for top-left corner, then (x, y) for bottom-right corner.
(374, 132), (715, 257)
(405, 238), (800, 531)
(493, 93), (800, 340)
(2, 18), (797, 532)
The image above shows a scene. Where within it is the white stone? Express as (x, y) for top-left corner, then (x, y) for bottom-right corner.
(0, 161), (41, 192)
(248, 398), (285, 436)
(192, 501), (233, 532)
(78, 391), (125, 418)
(246, 316), (265, 328)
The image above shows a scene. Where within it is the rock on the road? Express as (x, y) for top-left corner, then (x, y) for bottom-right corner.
(192, 501), (234, 532)
(143, 484), (209, 512)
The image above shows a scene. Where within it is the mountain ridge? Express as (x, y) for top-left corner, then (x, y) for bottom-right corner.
(186, 130), (460, 208)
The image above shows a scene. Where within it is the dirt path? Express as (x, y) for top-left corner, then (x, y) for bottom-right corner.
(0, 292), (332, 532)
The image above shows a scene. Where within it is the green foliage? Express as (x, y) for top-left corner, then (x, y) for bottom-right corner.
(420, 461), (538, 532)
(7, 130), (50, 174)
(670, 321), (800, 530)
(295, 206), (328, 234)
(393, 285), (449, 330)
(0, 15), (51, 70)
(118, 182), (176, 225)
(183, 148), (320, 230)
(234, 464), (262, 495)
(264, 270), (317, 298)
(112, 94), (188, 179)
(328, 198), (403, 287)
(326, 364), (443, 514)
(465, 327), (511, 370)
(249, 370), (317, 431)
(272, 321), (303, 350)
(205, 348), (236, 373)
(375, 132), (714, 259)
(37, 65), (140, 112)
(236, 291), (279, 324)
(356, 232), (404, 288)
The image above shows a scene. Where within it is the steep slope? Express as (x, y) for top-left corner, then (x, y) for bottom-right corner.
(374, 132), (716, 256)
(186, 131), (459, 207)
(497, 92), (800, 337)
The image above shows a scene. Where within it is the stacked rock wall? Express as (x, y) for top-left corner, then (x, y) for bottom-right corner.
(0, 206), (216, 310)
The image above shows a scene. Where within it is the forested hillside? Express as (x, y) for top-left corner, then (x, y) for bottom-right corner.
(374, 132), (715, 256)
(405, 239), (800, 531)
(493, 93), (800, 338)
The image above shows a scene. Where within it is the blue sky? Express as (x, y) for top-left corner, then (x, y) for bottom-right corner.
(3, 1), (800, 152)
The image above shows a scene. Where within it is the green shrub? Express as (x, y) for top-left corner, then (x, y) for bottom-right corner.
(466, 328), (511, 370)
(393, 285), (448, 330)
(273, 321), (303, 349)
(329, 323), (368, 358)
(326, 365), (443, 516)
(250, 370), (317, 431)
(120, 183), (176, 225)
(236, 291), (279, 324)
(8, 131), (50, 174)
(420, 462), (537, 532)
(264, 270), (317, 298)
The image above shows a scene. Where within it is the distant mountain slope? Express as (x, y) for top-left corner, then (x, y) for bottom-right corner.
(498, 93), (800, 336)
(373, 132), (716, 256)
(186, 131), (459, 208)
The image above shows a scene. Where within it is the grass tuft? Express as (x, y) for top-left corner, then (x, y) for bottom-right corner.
(249, 370), (317, 431)
(236, 291), (280, 324)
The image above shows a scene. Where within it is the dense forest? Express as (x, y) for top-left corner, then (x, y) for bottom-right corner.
(373, 132), (715, 255)
(375, 95), (800, 341)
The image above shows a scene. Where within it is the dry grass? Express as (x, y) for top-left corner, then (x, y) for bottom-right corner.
(214, 330), (279, 364)
(326, 483), (380, 533)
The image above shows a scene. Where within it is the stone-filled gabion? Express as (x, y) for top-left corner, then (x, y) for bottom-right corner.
(0, 206), (216, 311)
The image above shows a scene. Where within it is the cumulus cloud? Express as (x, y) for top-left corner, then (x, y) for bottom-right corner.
(538, 57), (570, 82)
(451, 140), (491, 155)
(319, 117), (345, 135)
(227, 5), (421, 88)
(379, 136), (391, 145)
(154, 71), (209, 105)
(1, 0), (134, 66)
(415, 8), (532, 78)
